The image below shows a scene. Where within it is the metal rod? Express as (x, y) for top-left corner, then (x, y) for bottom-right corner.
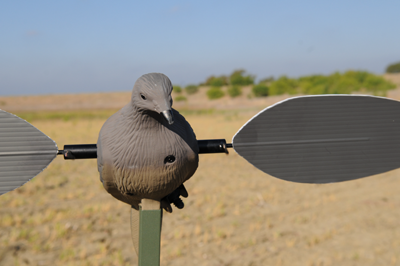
(58, 139), (233, 160)
(59, 144), (97, 159)
(0, 150), (57, 156)
(197, 139), (229, 154)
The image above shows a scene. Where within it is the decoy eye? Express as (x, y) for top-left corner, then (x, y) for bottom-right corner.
(164, 155), (175, 164)
(140, 94), (146, 100)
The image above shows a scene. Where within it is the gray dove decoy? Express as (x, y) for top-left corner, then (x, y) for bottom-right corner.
(97, 73), (199, 211)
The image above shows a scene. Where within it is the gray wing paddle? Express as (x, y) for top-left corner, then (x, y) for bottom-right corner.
(233, 95), (400, 183)
(0, 110), (58, 195)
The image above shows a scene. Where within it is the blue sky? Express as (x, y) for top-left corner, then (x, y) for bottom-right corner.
(1, 1), (399, 95)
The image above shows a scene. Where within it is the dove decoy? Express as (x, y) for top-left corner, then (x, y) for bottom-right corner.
(97, 73), (199, 210)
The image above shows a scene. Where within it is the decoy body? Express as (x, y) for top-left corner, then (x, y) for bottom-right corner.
(97, 73), (199, 211)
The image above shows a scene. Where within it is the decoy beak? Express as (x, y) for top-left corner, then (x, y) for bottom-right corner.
(161, 110), (174, 125)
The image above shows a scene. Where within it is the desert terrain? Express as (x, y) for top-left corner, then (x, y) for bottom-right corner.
(1, 74), (400, 266)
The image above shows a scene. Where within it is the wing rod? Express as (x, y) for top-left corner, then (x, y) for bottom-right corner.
(57, 139), (233, 159)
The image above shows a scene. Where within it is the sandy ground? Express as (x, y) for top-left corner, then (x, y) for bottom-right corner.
(1, 74), (400, 265)
(1, 114), (400, 266)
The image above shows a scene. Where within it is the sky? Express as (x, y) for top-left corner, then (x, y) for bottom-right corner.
(1, 1), (399, 96)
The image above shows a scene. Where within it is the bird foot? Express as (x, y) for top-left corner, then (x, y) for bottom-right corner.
(161, 184), (188, 213)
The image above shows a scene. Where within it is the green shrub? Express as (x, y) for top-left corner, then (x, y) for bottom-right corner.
(207, 87), (225, 99)
(227, 85), (242, 97)
(329, 71), (395, 94)
(386, 61), (400, 73)
(205, 76), (228, 87)
(252, 84), (269, 97)
(229, 69), (255, 86)
(173, 85), (182, 94)
(185, 84), (199, 95)
(259, 76), (275, 84)
(269, 76), (298, 95)
(329, 76), (358, 94)
(175, 95), (187, 102)
(363, 74), (396, 95)
(198, 70), (395, 97)
(330, 71), (366, 94)
(299, 75), (333, 94)
(298, 71), (396, 95)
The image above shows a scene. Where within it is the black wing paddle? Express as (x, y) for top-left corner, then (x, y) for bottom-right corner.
(233, 95), (400, 183)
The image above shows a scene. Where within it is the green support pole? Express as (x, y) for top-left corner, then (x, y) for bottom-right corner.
(138, 200), (162, 266)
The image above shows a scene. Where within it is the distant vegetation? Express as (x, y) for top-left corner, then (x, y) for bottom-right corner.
(251, 71), (396, 97)
(207, 87), (225, 99)
(386, 61), (400, 73)
(229, 70), (255, 86)
(175, 95), (187, 102)
(269, 76), (298, 95)
(295, 71), (396, 96)
(252, 84), (269, 97)
(204, 76), (228, 87)
(185, 84), (199, 95)
(202, 69), (254, 87)
(227, 85), (242, 98)
(173, 85), (182, 93)
(175, 67), (397, 100)
(203, 70), (253, 99)
(258, 76), (275, 84)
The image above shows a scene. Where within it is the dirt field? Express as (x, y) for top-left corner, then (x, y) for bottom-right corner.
(1, 75), (400, 265)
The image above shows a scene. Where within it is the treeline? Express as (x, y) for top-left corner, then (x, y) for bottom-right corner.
(173, 69), (397, 101)
(386, 61), (400, 73)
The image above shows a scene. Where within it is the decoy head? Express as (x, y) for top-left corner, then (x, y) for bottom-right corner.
(131, 73), (174, 125)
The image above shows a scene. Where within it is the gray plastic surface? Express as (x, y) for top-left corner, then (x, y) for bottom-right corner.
(233, 95), (400, 183)
(0, 110), (57, 195)
(97, 73), (199, 208)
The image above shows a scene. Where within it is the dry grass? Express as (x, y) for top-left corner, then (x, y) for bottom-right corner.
(1, 90), (400, 265)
